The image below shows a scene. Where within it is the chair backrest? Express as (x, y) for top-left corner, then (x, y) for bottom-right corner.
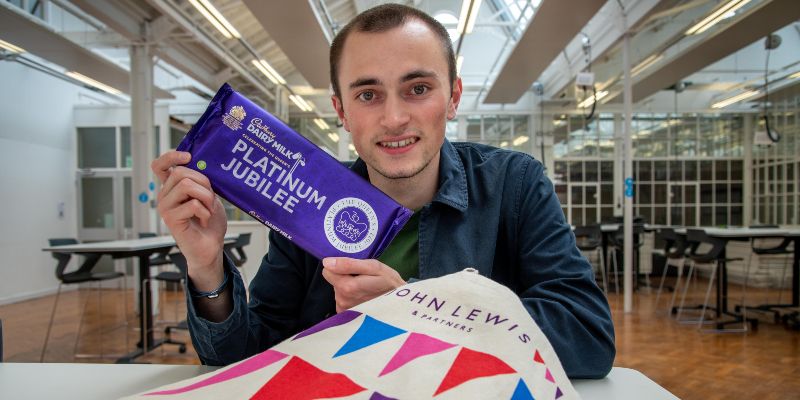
(48, 238), (78, 280)
(573, 225), (601, 248)
(236, 232), (252, 247)
(231, 233), (252, 267)
(610, 224), (645, 247)
(685, 229), (725, 263)
(168, 253), (189, 275)
(138, 232), (158, 238)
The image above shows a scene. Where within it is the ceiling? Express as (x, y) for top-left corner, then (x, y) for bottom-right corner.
(1, 0), (799, 125)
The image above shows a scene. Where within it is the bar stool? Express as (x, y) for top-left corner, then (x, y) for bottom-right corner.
(41, 238), (128, 362)
(676, 229), (753, 332)
(737, 225), (794, 323)
(608, 224), (645, 294)
(653, 228), (690, 315)
(574, 225), (607, 293)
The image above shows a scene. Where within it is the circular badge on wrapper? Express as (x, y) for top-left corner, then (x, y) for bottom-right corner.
(324, 197), (378, 254)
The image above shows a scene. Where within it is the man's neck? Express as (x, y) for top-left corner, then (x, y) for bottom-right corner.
(367, 152), (440, 211)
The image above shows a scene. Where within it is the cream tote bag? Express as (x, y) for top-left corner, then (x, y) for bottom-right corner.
(124, 269), (579, 400)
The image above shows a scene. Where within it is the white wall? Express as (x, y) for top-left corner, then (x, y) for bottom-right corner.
(0, 61), (86, 304)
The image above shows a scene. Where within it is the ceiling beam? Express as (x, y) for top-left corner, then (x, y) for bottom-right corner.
(0, 3), (173, 99)
(483, 0), (606, 104)
(629, 0), (800, 103)
(242, 0), (330, 89)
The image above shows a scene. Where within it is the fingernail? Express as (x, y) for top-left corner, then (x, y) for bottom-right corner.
(322, 258), (336, 268)
(181, 152), (191, 162)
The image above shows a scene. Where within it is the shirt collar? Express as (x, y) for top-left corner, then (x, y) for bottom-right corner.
(349, 139), (468, 212)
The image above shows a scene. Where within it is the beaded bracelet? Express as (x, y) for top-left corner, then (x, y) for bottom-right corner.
(189, 268), (230, 299)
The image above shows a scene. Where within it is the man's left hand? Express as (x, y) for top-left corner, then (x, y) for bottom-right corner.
(321, 258), (406, 313)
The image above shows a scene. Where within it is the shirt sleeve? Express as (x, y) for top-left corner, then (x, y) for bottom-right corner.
(185, 230), (311, 366)
(514, 158), (616, 379)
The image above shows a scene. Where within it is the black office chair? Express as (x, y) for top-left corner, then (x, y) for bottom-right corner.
(737, 225), (794, 323)
(41, 238), (128, 362)
(138, 232), (173, 267)
(675, 229), (752, 332)
(574, 225), (607, 293)
(146, 252), (189, 354)
(224, 233), (252, 285)
(653, 228), (690, 315)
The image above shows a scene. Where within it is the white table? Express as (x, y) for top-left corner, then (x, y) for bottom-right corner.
(42, 234), (238, 363)
(0, 363), (678, 399)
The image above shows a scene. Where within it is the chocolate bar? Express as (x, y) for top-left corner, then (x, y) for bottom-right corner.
(177, 83), (412, 259)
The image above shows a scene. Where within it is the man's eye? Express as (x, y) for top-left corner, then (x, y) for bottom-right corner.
(358, 91), (374, 101)
(412, 85), (427, 95)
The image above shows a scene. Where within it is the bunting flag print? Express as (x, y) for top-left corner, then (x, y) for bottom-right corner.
(379, 332), (457, 376)
(144, 350), (289, 396)
(533, 350), (545, 365)
(333, 315), (406, 358)
(433, 347), (517, 396)
(510, 378), (535, 400)
(249, 356), (365, 400)
(292, 310), (362, 341)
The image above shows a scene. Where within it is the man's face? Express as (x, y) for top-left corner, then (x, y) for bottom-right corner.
(332, 20), (462, 181)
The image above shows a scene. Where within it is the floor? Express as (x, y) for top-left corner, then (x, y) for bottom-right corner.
(1, 277), (798, 399)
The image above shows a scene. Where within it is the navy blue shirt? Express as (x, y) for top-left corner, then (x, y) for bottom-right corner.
(186, 139), (615, 378)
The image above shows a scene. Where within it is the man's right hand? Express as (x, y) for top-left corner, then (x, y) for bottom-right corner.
(151, 151), (227, 292)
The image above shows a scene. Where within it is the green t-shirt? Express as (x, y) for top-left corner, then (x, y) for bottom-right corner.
(377, 210), (420, 281)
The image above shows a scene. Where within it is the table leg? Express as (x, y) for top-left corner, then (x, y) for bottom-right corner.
(116, 254), (163, 363)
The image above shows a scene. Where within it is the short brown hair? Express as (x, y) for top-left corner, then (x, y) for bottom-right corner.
(329, 3), (456, 100)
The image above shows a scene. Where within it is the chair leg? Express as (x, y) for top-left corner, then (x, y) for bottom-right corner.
(72, 287), (92, 360)
(668, 260), (686, 316)
(598, 248), (608, 294)
(698, 262), (718, 329)
(40, 283), (63, 362)
(676, 261), (696, 322)
(654, 260), (671, 313)
(611, 250), (620, 295)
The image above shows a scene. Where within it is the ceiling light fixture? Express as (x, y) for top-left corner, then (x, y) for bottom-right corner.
(313, 118), (329, 130)
(577, 90), (608, 108)
(0, 38), (25, 53)
(710, 90), (759, 109)
(251, 59), (278, 84)
(512, 135), (529, 146)
(65, 71), (122, 95)
(259, 60), (285, 84)
(289, 94), (313, 112)
(685, 0), (751, 35)
(189, 0), (241, 39)
(457, 0), (482, 35)
(631, 54), (663, 77)
(789, 71), (800, 79)
(328, 132), (340, 142)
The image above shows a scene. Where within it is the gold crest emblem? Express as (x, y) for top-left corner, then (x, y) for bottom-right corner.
(223, 105), (246, 131)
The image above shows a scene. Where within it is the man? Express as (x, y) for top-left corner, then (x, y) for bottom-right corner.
(152, 4), (614, 378)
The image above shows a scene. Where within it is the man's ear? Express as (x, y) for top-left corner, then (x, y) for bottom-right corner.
(447, 77), (463, 120)
(331, 95), (350, 132)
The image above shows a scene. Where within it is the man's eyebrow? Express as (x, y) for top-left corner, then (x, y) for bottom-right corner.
(349, 78), (381, 90)
(402, 69), (438, 82)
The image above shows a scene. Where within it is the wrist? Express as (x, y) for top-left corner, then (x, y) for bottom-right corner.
(189, 267), (229, 299)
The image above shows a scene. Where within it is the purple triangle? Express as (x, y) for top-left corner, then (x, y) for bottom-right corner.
(292, 310), (361, 340)
(370, 392), (398, 400)
(555, 387), (564, 399)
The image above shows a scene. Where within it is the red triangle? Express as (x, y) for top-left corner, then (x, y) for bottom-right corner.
(250, 356), (365, 400)
(433, 348), (516, 396)
(533, 350), (545, 364)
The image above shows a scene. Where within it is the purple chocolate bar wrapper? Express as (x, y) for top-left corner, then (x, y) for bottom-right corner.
(177, 83), (412, 260)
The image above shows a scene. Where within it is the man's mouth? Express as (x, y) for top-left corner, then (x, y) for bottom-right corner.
(379, 137), (418, 148)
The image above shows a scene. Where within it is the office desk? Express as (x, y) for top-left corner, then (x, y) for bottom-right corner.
(42, 234), (238, 363)
(0, 363), (678, 399)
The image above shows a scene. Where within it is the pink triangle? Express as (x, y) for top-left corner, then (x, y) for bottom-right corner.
(145, 350), (288, 395)
(379, 333), (456, 376)
(533, 350), (545, 364)
(545, 368), (555, 383)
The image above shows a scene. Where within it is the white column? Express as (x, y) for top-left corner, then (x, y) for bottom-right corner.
(130, 37), (154, 237)
(622, 30), (634, 313)
(743, 115), (753, 225)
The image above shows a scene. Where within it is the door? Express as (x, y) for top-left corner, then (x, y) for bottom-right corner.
(668, 182), (699, 226)
(77, 170), (132, 241)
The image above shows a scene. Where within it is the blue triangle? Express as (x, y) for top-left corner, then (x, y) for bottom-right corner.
(333, 315), (406, 358)
(510, 378), (535, 400)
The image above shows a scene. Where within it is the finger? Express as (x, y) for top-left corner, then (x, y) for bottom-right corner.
(161, 198), (212, 229)
(323, 257), (382, 276)
(159, 174), (217, 213)
(151, 151), (191, 183)
(321, 266), (347, 287)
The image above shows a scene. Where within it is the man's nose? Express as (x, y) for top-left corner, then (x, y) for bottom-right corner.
(380, 95), (410, 131)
